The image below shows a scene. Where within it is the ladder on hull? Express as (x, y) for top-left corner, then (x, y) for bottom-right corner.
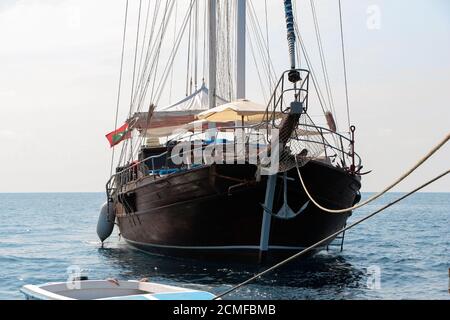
(326, 225), (346, 252)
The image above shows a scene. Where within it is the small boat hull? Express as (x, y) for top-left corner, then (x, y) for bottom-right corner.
(20, 280), (215, 300)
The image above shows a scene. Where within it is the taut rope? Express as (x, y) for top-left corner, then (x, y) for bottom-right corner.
(214, 169), (449, 299)
(296, 133), (450, 214)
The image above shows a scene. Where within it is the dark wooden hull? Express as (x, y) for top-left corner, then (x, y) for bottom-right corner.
(115, 160), (361, 262)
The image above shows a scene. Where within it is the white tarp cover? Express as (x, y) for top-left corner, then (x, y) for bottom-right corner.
(196, 99), (271, 123)
(131, 84), (228, 137)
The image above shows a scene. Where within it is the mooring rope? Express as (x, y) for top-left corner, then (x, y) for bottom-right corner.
(213, 169), (449, 300)
(295, 133), (450, 214)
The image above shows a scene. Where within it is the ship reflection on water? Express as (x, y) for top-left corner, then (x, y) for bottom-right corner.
(97, 242), (366, 299)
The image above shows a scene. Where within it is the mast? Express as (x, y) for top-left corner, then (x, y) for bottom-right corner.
(283, 0), (301, 83)
(236, 0), (246, 99)
(208, 0), (217, 109)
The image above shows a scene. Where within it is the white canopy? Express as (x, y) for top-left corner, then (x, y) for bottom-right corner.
(196, 99), (273, 123)
(131, 84), (230, 138)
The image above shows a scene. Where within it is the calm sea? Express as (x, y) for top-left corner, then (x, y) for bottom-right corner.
(0, 193), (448, 300)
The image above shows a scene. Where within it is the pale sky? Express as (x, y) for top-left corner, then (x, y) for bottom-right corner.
(0, 0), (449, 192)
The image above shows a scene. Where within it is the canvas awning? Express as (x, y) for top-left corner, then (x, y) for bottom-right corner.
(130, 84), (229, 137)
(196, 99), (274, 123)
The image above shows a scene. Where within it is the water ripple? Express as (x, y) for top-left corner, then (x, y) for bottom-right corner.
(0, 192), (449, 300)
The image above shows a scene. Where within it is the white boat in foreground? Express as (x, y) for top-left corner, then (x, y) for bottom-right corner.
(20, 280), (216, 300)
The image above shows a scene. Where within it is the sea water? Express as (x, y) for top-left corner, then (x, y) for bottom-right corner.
(0, 193), (448, 300)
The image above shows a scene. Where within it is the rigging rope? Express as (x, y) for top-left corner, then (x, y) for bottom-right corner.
(129, 0), (143, 116)
(133, 0), (161, 107)
(127, 0), (143, 160)
(248, 25), (268, 102)
(291, 2), (342, 147)
(213, 168), (450, 299)
(153, 0), (196, 105)
(112, 0), (190, 160)
(295, 21), (341, 147)
(110, 0), (129, 177)
(148, 0), (173, 105)
(119, 0), (171, 166)
(131, 0), (178, 160)
(290, 8), (330, 118)
(310, 0), (338, 130)
(249, 0), (276, 91)
(297, 31), (329, 117)
(129, 0), (168, 112)
(295, 133), (450, 214)
(216, 0), (236, 101)
(338, 0), (351, 129)
(186, 3), (192, 96)
(194, 0), (199, 90)
(263, 0), (273, 93)
(135, 0), (152, 97)
(168, 1), (178, 104)
(123, 0), (173, 134)
(247, 0), (277, 101)
(202, 0), (207, 82)
(264, 0), (269, 65)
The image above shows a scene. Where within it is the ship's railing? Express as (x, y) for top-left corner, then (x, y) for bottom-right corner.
(290, 123), (362, 169)
(107, 126), (266, 192)
(257, 68), (361, 171)
(162, 122), (360, 171)
(262, 68), (311, 128)
(107, 123), (360, 195)
(106, 151), (169, 193)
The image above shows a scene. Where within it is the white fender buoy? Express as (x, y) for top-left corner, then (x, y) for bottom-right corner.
(97, 202), (116, 243)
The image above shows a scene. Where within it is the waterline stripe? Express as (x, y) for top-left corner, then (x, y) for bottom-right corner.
(124, 238), (324, 251)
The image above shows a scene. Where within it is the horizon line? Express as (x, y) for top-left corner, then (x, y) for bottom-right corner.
(0, 191), (448, 194)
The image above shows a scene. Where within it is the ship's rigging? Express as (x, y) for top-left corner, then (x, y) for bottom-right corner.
(109, 0), (353, 171)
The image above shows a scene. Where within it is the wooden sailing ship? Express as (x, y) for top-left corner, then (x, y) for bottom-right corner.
(99, 0), (363, 262)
